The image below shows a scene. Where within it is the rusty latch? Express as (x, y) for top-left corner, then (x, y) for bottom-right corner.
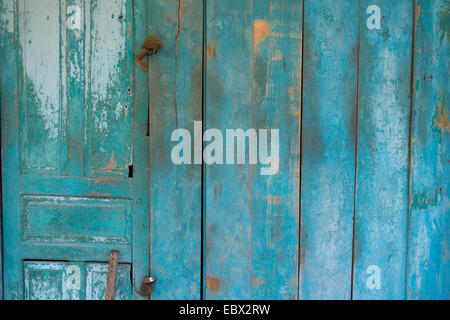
(139, 276), (157, 297)
(136, 35), (162, 71)
(105, 250), (120, 300)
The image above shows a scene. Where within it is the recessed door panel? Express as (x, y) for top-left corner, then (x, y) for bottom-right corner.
(22, 196), (132, 244)
(24, 261), (132, 300)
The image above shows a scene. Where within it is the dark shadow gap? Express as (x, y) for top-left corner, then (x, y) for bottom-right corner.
(405, 0), (418, 300)
(200, 0), (207, 301)
(297, 0), (306, 300)
(350, 0), (362, 300)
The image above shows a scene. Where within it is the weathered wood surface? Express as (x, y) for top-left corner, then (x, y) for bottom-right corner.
(23, 261), (132, 300)
(148, 0), (203, 300)
(353, 0), (413, 299)
(105, 250), (120, 300)
(0, 0), (448, 300)
(300, 0), (358, 300)
(1, 0), (150, 300)
(407, 0), (449, 300)
(204, 0), (302, 299)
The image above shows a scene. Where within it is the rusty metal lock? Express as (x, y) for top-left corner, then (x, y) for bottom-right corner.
(136, 36), (162, 71)
(139, 275), (157, 297)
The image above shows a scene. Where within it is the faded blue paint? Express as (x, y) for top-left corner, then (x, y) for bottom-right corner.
(353, 0), (413, 300)
(24, 261), (132, 300)
(204, 0), (302, 300)
(300, 0), (358, 300)
(1, 0), (150, 300)
(407, 0), (449, 300)
(148, 0), (203, 300)
(0, 0), (448, 300)
(204, 0), (254, 299)
(251, 0), (302, 300)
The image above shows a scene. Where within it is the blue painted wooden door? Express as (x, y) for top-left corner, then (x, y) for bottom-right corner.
(0, 0), (150, 299)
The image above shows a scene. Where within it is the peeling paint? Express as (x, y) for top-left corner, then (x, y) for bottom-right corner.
(85, 177), (123, 184)
(206, 41), (216, 63)
(415, 4), (421, 33)
(0, 0), (13, 34)
(205, 275), (221, 294)
(174, 0), (183, 127)
(104, 152), (118, 170)
(433, 87), (449, 134)
(411, 189), (442, 210)
(23, 0), (61, 140)
(253, 20), (270, 46)
(438, 4), (449, 42)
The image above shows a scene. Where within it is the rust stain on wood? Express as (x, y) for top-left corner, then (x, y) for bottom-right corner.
(253, 20), (270, 46)
(251, 277), (260, 287)
(105, 250), (120, 300)
(86, 177), (123, 184)
(174, 0), (183, 127)
(415, 4), (421, 33)
(98, 153), (119, 172)
(433, 87), (449, 133)
(105, 152), (118, 170)
(206, 275), (222, 294)
(206, 42), (216, 64)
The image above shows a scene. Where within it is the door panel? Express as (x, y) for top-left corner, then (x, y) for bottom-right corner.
(22, 196), (132, 245)
(24, 261), (132, 300)
(85, 0), (134, 178)
(1, 0), (149, 299)
(85, 263), (132, 300)
(20, 0), (65, 175)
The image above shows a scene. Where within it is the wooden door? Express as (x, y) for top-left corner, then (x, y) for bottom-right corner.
(1, 0), (150, 299)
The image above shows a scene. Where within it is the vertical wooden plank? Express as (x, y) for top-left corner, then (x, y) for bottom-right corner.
(204, 0), (253, 299)
(132, 0), (150, 301)
(300, 0), (358, 300)
(407, 0), (449, 300)
(2, 0), (24, 299)
(251, 0), (302, 299)
(0, 0), (16, 301)
(149, 0), (203, 299)
(353, 0), (413, 299)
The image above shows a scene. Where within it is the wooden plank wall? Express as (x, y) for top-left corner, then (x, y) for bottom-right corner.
(0, 0), (447, 300)
(197, 0), (448, 300)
